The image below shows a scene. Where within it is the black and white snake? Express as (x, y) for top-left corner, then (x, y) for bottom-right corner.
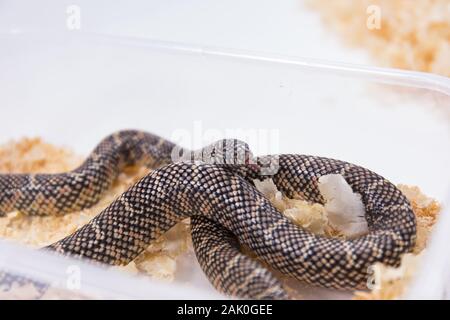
(0, 130), (417, 299)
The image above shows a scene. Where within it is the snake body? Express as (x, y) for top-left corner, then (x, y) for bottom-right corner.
(0, 130), (416, 299)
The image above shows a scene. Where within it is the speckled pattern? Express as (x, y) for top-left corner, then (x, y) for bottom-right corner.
(0, 130), (416, 299)
(191, 215), (289, 299)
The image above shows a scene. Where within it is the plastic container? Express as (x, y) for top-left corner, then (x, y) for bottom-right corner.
(0, 31), (449, 299)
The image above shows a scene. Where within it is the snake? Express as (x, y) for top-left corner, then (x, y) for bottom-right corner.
(0, 130), (416, 299)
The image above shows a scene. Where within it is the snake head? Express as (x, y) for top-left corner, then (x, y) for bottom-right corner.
(194, 139), (257, 168)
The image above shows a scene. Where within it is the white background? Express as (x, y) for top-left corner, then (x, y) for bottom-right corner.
(0, 0), (371, 63)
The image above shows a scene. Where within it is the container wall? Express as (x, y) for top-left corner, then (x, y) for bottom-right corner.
(0, 32), (449, 299)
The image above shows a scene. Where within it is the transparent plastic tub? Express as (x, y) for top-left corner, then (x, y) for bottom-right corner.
(0, 31), (449, 299)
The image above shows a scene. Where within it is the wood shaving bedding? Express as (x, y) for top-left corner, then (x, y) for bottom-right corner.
(0, 138), (191, 283)
(0, 138), (441, 299)
(306, 0), (450, 77)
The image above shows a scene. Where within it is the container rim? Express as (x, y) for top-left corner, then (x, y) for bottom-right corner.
(0, 239), (224, 299)
(2, 30), (450, 97)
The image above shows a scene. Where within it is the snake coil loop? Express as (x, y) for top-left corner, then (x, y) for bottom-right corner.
(0, 130), (416, 299)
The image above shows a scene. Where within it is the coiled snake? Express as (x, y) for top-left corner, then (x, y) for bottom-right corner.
(0, 130), (416, 299)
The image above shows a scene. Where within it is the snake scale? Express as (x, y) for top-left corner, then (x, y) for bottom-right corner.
(0, 130), (416, 299)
